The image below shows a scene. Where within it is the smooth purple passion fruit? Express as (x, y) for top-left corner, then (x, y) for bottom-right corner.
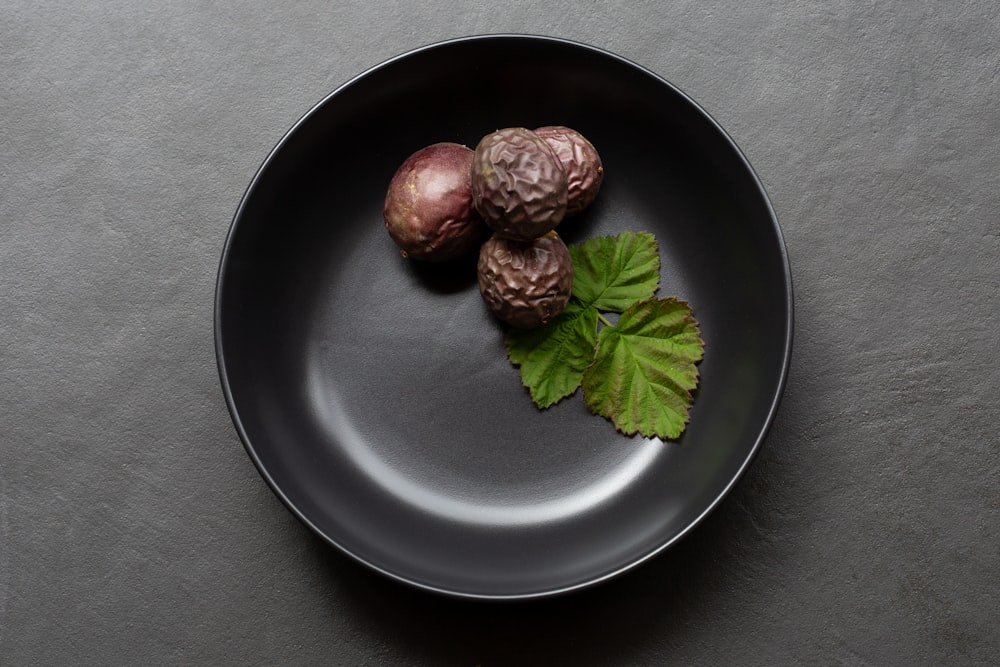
(534, 126), (604, 217)
(470, 128), (568, 241)
(383, 142), (487, 261)
(477, 231), (574, 329)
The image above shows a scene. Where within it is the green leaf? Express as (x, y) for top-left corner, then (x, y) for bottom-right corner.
(581, 298), (704, 439)
(569, 232), (660, 312)
(505, 300), (599, 408)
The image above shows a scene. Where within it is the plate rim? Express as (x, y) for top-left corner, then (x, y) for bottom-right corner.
(214, 33), (794, 600)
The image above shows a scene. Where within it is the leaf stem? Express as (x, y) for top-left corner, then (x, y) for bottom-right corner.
(597, 312), (614, 328)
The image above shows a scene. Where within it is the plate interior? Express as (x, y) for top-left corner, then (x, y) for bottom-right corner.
(216, 36), (791, 598)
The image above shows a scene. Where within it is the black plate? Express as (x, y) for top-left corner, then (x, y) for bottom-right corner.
(215, 35), (792, 599)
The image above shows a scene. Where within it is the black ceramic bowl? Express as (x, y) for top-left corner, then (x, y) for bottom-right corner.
(215, 35), (792, 599)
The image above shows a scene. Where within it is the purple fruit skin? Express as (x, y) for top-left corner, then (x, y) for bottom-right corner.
(470, 128), (568, 241)
(534, 126), (604, 217)
(383, 142), (486, 261)
(477, 231), (574, 329)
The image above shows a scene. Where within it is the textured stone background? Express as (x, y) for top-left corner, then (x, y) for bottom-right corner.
(2, 1), (997, 664)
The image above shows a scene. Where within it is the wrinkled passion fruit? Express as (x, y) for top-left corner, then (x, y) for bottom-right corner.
(477, 231), (574, 329)
(383, 142), (486, 261)
(471, 128), (568, 241)
(534, 126), (604, 217)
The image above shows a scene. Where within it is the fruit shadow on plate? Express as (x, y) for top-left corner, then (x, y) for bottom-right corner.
(403, 250), (480, 295)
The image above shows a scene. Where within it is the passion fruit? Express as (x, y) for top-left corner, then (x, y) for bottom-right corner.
(383, 142), (487, 261)
(534, 126), (603, 217)
(470, 128), (568, 241)
(477, 231), (574, 329)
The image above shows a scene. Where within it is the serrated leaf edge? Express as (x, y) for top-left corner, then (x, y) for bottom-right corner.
(503, 303), (600, 410)
(569, 231), (661, 312)
(581, 297), (705, 440)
